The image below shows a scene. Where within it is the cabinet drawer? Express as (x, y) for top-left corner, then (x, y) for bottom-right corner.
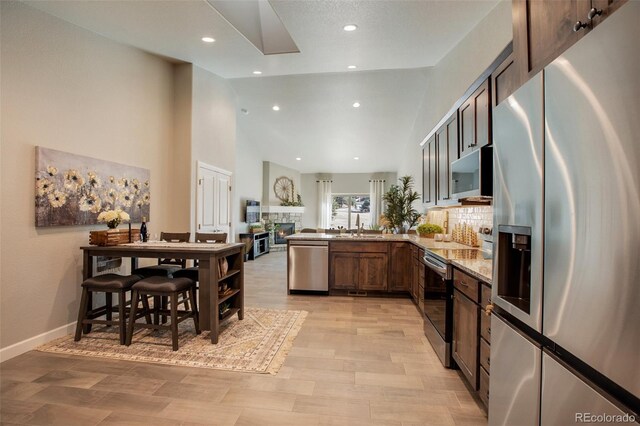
(480, 283), (491, 308)
(453, 269), (479, 302)
(331, 242), (388, 253)
(480, 338), (491, 373)
(479, 366), (490, 407)
(480, 310), (491, 343)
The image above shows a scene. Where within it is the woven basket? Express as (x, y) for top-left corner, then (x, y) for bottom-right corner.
(89, 228), (141, 246)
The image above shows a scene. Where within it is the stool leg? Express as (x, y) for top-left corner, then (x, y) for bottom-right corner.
(190, 286), (200, 335)
(83, 292), (93, 334)
(118, 290), (126, 345)
(170, 293), (179, 351)
(161, 296), (168, 324)
(126, 290), (139, 346)
(74, 287), (90, 341)
(153, 296), (160, 325)
(182, 291), (190, 311)
(105, 292), (113, 327)
(141, 293), (152, 324)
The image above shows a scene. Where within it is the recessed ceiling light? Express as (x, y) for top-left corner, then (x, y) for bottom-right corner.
(295, 157), (301, 161)
(253, 70), (262, 75)
(354, 157), (359, 160)
(343, 24), (358, 32)
(201, 37), (215, 43)
(272, 105), (280, 111)
(347, 65), (357, 69)
(353, 102), (360, 108)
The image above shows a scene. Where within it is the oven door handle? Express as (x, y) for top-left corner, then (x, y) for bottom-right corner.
(422, 256), (448, 276)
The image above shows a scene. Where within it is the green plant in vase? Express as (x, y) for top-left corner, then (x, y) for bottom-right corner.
(381, 176), (421, 234)
(417, 223), (444, 238)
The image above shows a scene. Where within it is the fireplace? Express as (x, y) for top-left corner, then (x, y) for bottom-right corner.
(275, 223), (295, 244)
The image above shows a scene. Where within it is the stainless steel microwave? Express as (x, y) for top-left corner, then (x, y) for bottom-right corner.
(451, 146), (493, 199)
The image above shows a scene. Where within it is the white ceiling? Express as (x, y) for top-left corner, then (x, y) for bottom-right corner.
(24, 0), (502, 174)
(231, 69), (429, 173)
(24, 0), (500, 79)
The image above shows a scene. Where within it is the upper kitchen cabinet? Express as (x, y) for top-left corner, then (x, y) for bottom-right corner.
(491, 50), (518, 107)
(512, 0), (627, 85)
(436, 113), (459, 203)
(422, 135), (437, 207)
(459, 79), (491, 158)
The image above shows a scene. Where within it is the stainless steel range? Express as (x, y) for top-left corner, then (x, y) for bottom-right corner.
(422, 248), (483, 368)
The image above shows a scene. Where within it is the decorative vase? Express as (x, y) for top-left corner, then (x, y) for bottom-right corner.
(107, 218), (121, 229)
(419, 233), (434, 238)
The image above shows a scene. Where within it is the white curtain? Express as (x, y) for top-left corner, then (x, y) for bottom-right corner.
(369, 179), (385, 226)
(317, 180), (332, 229)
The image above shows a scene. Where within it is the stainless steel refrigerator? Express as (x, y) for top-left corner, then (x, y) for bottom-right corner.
(490, 2), (640, 424)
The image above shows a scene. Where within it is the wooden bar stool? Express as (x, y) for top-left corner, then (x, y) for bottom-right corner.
(173, 232), (228, 282)
(74, 274), (146, 345)
(126, 276), (200, 351)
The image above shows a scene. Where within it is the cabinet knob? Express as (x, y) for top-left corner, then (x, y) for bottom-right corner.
(573, 21), (589, 32)
(588, 7), (603, 20)
(484, 303), (494, 316)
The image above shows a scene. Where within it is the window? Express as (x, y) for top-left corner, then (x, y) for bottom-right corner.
(330, 194), (371, 230)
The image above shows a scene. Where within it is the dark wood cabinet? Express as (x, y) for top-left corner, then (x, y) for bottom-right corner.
(453, 288), (479, 389)
(459, 80), (491, 158)
(331, 252), (359, 290)
(436, 113), (459, 203)
(359, 254), (388, 291)
(390, 243), (412, 292)
(512, 0), (627, 93)
(422, 135), (437, 206)
(329, 242), (389, 292)
(491, 50), (518, 107)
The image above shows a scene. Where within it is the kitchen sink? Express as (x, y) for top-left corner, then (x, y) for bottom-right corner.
(332, 235), (385, 239)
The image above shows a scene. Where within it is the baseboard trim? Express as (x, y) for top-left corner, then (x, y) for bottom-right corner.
(0, 321), (75, 362)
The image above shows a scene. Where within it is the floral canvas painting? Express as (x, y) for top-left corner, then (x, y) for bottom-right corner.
(35, 147), (151, 227)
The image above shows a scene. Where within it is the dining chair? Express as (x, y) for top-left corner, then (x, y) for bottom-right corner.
(134, 232), (191, 278)
(173, 232), (228, 283)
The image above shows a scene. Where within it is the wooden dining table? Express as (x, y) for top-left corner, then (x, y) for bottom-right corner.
(80, 242), (245, 343)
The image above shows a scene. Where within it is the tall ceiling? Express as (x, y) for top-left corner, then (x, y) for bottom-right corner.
(24, 0), (502, 173)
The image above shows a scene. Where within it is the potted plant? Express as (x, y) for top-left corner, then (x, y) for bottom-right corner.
(417, 223), (444, 238)
(381, 176), (421, 234)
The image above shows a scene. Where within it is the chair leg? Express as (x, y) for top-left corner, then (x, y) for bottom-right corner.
(190, 287), (201, 335)
(105, 292), (113, 327)
(170, 293), (179, 351)
(118, 290), (126, 345)
(182, 291), (190, 311)
(141, 294), (152, 324)
(74, 287), (90, 341)
(126, 290), (139, 346)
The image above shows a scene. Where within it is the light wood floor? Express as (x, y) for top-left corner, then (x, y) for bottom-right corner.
(0, 252), (487, 425)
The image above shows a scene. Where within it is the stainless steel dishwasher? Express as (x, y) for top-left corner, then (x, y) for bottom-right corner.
(287, 240), (329, 293)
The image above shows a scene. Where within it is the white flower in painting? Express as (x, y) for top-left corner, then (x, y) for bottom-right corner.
(117, 177), (130, 189)
(119, 191), (133, 207)
(142, 193), (150, 205)
(144, 180), (150, 188)
(131, 178), (141, 194)
(106, 188), (118, 204)
(36, 178), (54, 196)
(64, 169), (84, 190)
(136, 200), (143, 209)
(46, 166), (58, 176)
(87, 172), (101, 189)
(48, 190), (67, 208)
(108, 176), (116, 184)
(79, 193), (101, 213)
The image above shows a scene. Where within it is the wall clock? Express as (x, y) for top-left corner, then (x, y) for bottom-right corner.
(273, 176), (294, 201)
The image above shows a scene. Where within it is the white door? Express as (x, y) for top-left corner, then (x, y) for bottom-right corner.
(196, 161), (231, 235)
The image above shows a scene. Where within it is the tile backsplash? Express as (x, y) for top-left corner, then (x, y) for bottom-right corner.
(426, 206), (493, 234)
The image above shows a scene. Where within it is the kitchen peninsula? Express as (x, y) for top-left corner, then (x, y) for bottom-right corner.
(286, 233), (492, 295)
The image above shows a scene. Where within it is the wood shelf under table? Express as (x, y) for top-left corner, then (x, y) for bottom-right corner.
(218, 289), (240, 305)
(219, 307), (240, 322)
(218, 269), (240, 283)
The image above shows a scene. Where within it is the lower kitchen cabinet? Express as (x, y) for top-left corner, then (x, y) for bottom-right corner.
(452, 268), (492, 411)
(329, 242), (389, 292)
(453, 287), (479, 388)
(389, 242), (412, 292)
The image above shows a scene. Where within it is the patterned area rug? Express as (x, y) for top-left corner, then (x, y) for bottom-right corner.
(38, 307), (307, 374)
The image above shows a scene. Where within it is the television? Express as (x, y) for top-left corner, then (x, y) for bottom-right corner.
(245, 200), (261, 224)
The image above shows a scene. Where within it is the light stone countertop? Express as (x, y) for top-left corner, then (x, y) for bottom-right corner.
(286, 233), (493, 283)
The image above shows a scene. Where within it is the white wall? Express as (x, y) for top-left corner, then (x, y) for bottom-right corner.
(234, 128), (263, 233)
(300, 172), (397, 228)
(189, 65), (238, 239)
(262, 161), (301, 205)
(397, 0), (512, 200)
(1, 1), (178, 351)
